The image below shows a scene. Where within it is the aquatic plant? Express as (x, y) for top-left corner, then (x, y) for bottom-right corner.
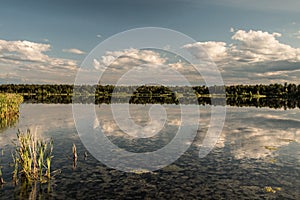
(264, 186), (282, 193)
(13, 129), (53, 183)
(0, 93), (23, 129)
(0, 166), (4, 185)
(0, 93), (23, 117)
(129, 168), (151, 174)
(264, 146), (278, 151)
(72, 143), (77, 169)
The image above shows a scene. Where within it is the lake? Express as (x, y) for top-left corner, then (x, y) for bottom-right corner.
(0, 103), (299, 199)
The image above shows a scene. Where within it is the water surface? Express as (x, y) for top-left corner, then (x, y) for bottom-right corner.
(0, 103), (299, 199)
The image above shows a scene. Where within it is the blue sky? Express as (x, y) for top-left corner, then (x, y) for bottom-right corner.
(1, 0), (300, 84)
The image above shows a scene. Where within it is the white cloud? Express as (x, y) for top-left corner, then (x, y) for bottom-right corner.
(185, 29), (300, 65)
(183, 41), (228, 63)
(93, 48), (167, 71)
(230, 30), (300, 63)
(168, 62), (185, 70)
(184, 29), (300, 84)
(230, 27), (235, 33)
(2, 29), (300, 84)
(96, 34), (102, 38)
(90, 48), (206, 85)
(0, 40), (51, 62)
(0, 39), (78, 84)
(62, 48), (86, 55)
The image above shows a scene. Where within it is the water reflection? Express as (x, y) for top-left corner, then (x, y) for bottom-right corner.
(0, 104), (299, 198)
(23, 95), (300, 109)
(0, 104), (75, 147)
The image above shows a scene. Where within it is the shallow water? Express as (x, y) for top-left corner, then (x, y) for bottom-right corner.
(0, 103), (299, 199)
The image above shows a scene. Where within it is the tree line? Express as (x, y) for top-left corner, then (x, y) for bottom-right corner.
(0, 83), (299, 98)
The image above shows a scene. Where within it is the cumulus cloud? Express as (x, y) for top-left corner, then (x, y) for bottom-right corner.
(65, 29), (300, 85)
(90, 48), (206, 85)
(231, 30), (300, 62)
(0, 39), (78, 84)
(92, 48), (167, 71)
(0, 40), (51, 62)
(183, 41), (228, 63)
(62, 48), (85, 55)
(185, 29), (300, 65)
(184, 29), (300, 84)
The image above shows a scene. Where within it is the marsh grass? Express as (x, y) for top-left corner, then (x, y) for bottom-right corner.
(0, 93), (23, 117)
(13, 128), (53, 184)
(0, 93), (23, 128)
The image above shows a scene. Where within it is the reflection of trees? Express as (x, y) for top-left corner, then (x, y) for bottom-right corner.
(0, 84), (300, 109)
(227, 97), (300, 109)
(21, 96), (300, 110)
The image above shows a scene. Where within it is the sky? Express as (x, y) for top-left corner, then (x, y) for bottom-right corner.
(0, 0), (300, 85)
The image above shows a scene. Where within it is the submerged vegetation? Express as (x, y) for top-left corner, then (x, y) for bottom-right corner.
(0, 93), (23, 129)
(13, 129), (53, 184)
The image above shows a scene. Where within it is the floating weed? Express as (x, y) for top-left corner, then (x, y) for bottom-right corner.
(274, 187), (282, 191)
(264, 146), (278, 151)
(130, 169), (151, 174)
(13, 128), (54, 184)
(264, 186), (276, 193)
(264, 186), (282, 193)
(268, 158), (277, 164)
(163, 165), (183, 172)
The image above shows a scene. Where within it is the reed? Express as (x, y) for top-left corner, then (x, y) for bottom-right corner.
(0, 166), (4, 185)
(0, 93), (23, 117)
(0, 93), (23, 128)
(13, 129), (53, 183)
(72, 143), (77, 169)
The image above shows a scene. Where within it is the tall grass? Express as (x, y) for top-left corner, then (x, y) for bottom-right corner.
(0, 93), (23, 128)
(0, 93), (23, 117)
(13, 129), (53, 184)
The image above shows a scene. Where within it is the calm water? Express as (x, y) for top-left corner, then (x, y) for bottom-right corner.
(0, 103), (299, 199)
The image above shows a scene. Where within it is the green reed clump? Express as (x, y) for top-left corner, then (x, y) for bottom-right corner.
(0, 93), (23, 117)
(13, 129), (53, 184)
(0, 93), (23, 129)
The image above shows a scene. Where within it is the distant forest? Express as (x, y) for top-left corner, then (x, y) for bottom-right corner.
(0, 83), (299, 97)
(0, 83), (299, 109)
